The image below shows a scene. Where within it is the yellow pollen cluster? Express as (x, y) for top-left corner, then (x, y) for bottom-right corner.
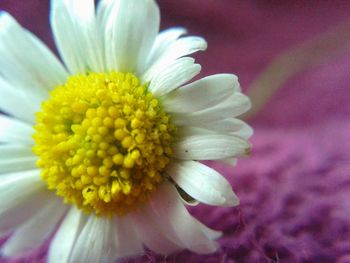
(33, 71), (176, 216)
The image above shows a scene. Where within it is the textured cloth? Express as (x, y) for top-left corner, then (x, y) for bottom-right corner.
(1, 0), (350, 262)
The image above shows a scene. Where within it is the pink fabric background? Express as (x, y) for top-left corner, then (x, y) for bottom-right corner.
(1, 0), (350, 262)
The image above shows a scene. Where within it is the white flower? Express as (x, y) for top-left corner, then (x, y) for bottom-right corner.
(0, 0), (252, 262)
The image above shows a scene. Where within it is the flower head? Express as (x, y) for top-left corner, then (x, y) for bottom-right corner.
(0, 0), (252, 262)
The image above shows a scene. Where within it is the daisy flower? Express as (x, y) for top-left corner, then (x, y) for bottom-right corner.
(0, 0), (252, 262)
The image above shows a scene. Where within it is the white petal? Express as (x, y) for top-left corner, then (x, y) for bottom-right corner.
(69, 216), (114, 263)
(173, 92), (251, 126)
(216, 158), (238, 166)
(176, 185), (200, 206)
(100, 0), (120, 71)
(96, 0), (113, 30)
(148, 182), (219, 254)
(104, 0), (160, 72)
(0, 170), (51, 235)
(146, 27), (187, 69)
(162, 74), (239, 113)
(168, 161), (239, 206)
(0, 115), (33, 145)
(0, 157), (37, 174)
(160, 36), (207, 63)
(48, 208), (87, 263)
(174, 133), (251, 160)
(112, 216), (144, 259)
(0, 12), (67, 95)
(51, 0), (104, 74)
(1, 199), (66, 258)
(179, 119), (253, 141)
(131, 207), (181, 255)
(232, 124), (254, 139)
(0, 145), (34, 160)
(142, 35), (206, 82)
(174, 125), (249, 164)
(0, 78), (39, 123)
(198, 222), (222, 241)
(148, 58), (201, 97)
(197, 118), (254, 139)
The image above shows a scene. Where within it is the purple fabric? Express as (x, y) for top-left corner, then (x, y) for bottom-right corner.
(1, 0), (350, 262)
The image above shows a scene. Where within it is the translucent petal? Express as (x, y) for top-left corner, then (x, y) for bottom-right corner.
(148, 182), (220, 254)
(168, 161), (239, 206)
(1, 199), (66, 258)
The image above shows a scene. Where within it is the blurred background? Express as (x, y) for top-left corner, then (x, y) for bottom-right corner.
(1, 0), (350, 262)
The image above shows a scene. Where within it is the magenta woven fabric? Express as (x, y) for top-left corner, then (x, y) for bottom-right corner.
(1, 1), (350, 262)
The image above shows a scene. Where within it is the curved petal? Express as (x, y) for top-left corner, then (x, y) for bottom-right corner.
(0, 12), (68, 96)
(51, 0), (104, 74)
(145, 27), (187, 69)
(174, 132), (251, 160)
(0, 115), (33, 145)
(0, 170), (51, 235)
(148, 57), (201, 97)
(0, 79), (39, 123)
(162, 74), (239, 113)
(130, 206), (181, 255)
(69, 215), (114, 263)
(142, 35), (206, 80)
(198, 222), (222, 241)
(148, 182), (220, 254)
(167, 161), (239, 206)
(48, 208), (87, 263)
(176, 185), (200, 206)
(173, 92), (251, 126)
(1, 199), (67, 258)
(104, 0), (160, 72)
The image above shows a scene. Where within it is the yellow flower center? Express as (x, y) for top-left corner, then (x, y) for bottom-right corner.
(33, 71), (176, 216)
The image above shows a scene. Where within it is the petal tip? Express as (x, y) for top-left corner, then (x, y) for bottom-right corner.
(194, 63), (202, 73)
(0, 11), (12, 26)
(226, 196), (240, 207)
(201, 39), (208, 51)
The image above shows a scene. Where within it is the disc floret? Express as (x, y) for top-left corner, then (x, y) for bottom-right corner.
(33, 71), (176, 216)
